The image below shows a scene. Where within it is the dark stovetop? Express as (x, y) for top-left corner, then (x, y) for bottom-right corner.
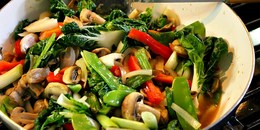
(1, 1), (260, 130)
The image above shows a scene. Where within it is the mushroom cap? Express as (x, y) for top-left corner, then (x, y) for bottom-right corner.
(45, 82), (72, 100)
(20, 33), (39, 55)
(10, 107), (38, 126)
(121, 92), (144, 121)
(33, 99), (48, 113)
(80, 9), (106, 25)
(26, 68), (49, 84)
(62, 66), (81, 84)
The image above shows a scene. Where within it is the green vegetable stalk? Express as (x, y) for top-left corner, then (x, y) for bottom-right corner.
(165, 87), (176, 119)
(72, 114), (96, 130)
(96, 113), (119, 129)
(2, 96), (16, 114)
(111, 116), (149, 130)
(135, 48), (152, 69)
(33, 33), (56, 69)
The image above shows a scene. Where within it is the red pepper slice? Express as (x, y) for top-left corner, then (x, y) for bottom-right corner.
(0, 60), (25, 74)
(128, 55), (142, 71)
(39, 22), (64, 41)
(14, 39), (25, 59)
(109, 65), (121, 77)
(188, 79), (192, 89)
(128, 29), (173, 59)
(153, 70), (174, 84)
(46, 72), (64, 84)
(142, 80), (164, 105)
(63, 123), (74, 130)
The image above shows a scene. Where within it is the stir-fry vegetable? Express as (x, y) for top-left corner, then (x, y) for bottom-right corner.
(0, 0), (229, 130)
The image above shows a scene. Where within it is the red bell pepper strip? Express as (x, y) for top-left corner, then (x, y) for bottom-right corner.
(148, 30), (159, 33)
(0, 60), (25, 75)
(128, 55), (141, 71)
(39, 22), (64, 41)
(153, 70), (174, 84)
(128, 28), (173, 59)
(59, 67), (70, 75)
(14, 39), (25, 59)
(46, 72), (64, 84)
(109, 65), (121, 77)
(142, 80), (164, 105)
(63, 123), (74, 130)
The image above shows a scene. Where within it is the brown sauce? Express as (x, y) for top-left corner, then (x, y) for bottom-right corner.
(197, 94), (221, 129)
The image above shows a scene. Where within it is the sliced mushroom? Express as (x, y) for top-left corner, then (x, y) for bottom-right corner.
(157, 22), (174, 32)
(9, 90), (25, 106)
(191, 91), (198, 99)
(45, 82), (72, 100)
(28, 83), (45, 97)
(68, 0), (79, 11)
(5, 87), (14, 95)
(121, 92), (144, 121)
(10, 107), (38, 126)
(26, 68), (49, 84)
(62, 66), (82, 84)
(92, 48), (111, 57)
(63, 16), (83, 28)
(171, 39), (188, 57)
(33, 99), (48, 113)
(20, 33), (39, 55)
(80, 9), (106, 25)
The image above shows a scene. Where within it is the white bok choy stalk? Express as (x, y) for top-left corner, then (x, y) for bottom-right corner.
(122, 69), (153, 84)
(99, 53), (124, 67)
(0, 64), (23, 89)
(24, 17), (58, 32)
(165, 51), (178, 71)
(171, 103), (201, 129)
(76, 58), (88, 88)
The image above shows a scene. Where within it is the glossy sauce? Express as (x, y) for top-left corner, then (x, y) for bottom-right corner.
(197, 94), (221, 129)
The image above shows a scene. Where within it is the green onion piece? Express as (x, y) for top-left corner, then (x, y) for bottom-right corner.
(2, 96), (16, 114)
(135, 48), (151, 69)
(96, 113), (119, 129)
(72, 114), (96, 130)
(171, 103), (201, 129)
(111, 116), (149, 130)
(67, 84), (82, 93)
(141, 112), (158, 130)
(0, 64), (23, 89)
(81, 50), (120, 90)
(33, 33), (56, 69)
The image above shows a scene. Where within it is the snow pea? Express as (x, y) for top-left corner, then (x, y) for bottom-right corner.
(171, 77), (199, 130)
(103, 89), (133, 107)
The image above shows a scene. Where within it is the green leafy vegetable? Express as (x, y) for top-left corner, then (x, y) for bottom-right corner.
(77, 0), (97, 12)
(14, 19), (34, 40)
(104, 9), (128, 22)
(140, 7), (167, 30)
(167, 120), (183, 130)
(148, 31), (176, 47)
(50, 0), (76, 20)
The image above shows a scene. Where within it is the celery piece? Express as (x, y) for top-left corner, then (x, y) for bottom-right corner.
(33, 33), (56, 69)
(72, 114), (96, 130)
(81, 50), (120, 90)
(141, 112), (158, 130)
(135, 48), (152, 69)
(67, 84), (82, 93)
(96, 114), (119, 129)
(111, 116), (149, 130)
(0, 64), (23, 89)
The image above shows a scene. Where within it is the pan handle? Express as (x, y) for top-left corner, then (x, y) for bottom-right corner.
(227, 0), (260, 3)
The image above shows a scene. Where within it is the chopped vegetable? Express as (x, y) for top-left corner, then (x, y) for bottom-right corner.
(71, 114), (96, 130)
(67, 84), (82, 93)
(109, 65), (121, 77)
(39, 22), (63, 41)
(153, 70), (174, 84)
(0, 64), (23, 89)
(111, 116), (149, 130)
(135, 48), (152, 70)
(46, 72), (64, 84)
(103, 89), (133, 107)
(143, 80), (164, 105)
(141, 112), (158, 130)
(128, 28), (172, 59)
(14, 39), (25, 58)
(171, 77), (199, 130)
(128, 55), (142, 71)
(96, 114), (119, 129)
